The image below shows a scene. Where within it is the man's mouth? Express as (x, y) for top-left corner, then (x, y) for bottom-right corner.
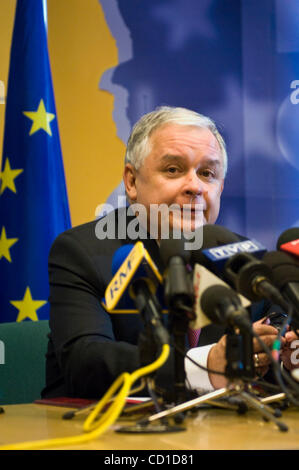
(179, 205), (205, 214)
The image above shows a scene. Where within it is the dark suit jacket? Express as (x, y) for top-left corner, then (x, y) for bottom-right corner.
(42, 209), (177, 399)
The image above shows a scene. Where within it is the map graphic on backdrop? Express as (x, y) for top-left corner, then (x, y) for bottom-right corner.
(98, 0), (299, 250)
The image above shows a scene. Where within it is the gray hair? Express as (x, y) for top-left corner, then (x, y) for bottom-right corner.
(125, 106), (228, 177)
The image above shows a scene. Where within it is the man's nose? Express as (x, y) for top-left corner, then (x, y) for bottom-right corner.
(183, 171), (204, 197)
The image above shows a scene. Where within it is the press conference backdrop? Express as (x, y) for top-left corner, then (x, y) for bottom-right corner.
(101, 0), (299, 251)
(1, 0), (299, 294)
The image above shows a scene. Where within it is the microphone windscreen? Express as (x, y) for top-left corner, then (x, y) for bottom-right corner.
(277, 227), (299, 249)
(263, 251), (299, 287)
(202, 224), (240, 248)
(191, 224), (240, 266)
(200, 284), (240, 324)
(159, 236), (190, 266)
(105, 241), (163, 313)
(111, 244), (134, 275)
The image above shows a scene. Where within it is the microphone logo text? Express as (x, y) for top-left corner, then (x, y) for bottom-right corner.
(207, 240), (264, 260)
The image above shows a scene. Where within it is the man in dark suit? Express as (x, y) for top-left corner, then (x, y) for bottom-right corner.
(42, 106), (287, 400)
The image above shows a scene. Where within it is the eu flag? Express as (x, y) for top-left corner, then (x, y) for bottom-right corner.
(0, 0), (71, 322)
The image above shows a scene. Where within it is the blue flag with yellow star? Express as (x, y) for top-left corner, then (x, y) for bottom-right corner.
(0, 0), (71, 322)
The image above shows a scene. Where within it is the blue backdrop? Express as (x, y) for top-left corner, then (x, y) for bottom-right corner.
(99, 0), (299, 250)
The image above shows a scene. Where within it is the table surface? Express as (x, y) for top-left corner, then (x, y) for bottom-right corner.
(0, 401), (299, 450)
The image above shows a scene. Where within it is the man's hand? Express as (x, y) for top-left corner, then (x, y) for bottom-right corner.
(207, 318), (284, 389)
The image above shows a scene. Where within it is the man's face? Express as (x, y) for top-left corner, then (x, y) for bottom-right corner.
(124, 123), (224, 235)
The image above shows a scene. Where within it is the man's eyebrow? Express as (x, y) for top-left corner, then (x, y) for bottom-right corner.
(201, 158), (222, 167)
(160, 154), (184, 162)
(160, 154), (222, 166)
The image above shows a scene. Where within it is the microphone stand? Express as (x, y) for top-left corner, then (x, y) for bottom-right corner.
(116, 280), (186, 433)
(162, 255), (195, 419)
(138, 325), (289, 432)
(168, 302), (191, 423)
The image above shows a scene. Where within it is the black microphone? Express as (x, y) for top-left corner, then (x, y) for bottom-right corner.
(200, 284), (254, 379)
(190, 224), (286, 308)
(190, 224), (267, 278)
(262, 250), (299, 328)
(190, 224), (241, 270)
(159, 236), (194, 314)
(200, 284), (252, 331)
(277, 227), (299, 260)
(224, 252), (290, 312)
(159, 236), (194, 408)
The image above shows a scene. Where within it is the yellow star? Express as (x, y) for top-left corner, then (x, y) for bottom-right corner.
(23, 99), (55, 136)
(10, 287), (47, 322)
(0, 158), (23, 195)
(0, 227), (18, 262)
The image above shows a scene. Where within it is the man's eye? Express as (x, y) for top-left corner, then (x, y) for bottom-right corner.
(200, 169), (215, 179)
(167, 167), (179, 174)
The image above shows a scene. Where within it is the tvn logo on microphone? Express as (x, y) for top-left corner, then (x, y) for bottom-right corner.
(203, 239), (266, 269)
(103, 241), (162, 313)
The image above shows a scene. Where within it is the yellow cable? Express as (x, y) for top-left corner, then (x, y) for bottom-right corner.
(0, 344), (170, 450)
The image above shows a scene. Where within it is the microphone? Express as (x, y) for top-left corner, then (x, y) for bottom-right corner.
(277, 227), (299, 259)
(191, 263), (251, 330)
(111, 244), (134, 277)
(224, 252), (289, 311)
(188, 225), (252, 329)
(103, 241), (163, 313)
(190, 224), (239, 269)
(159, 236), (195, 407)
(159, 236), (194, 315)
(189, 224), (288, 311)
(103, 242), (169, 345)
(190, 224), (267, 275)
(262, 250), (299, 328)
(200, 284), (254, 379)
(200, 284), (252, 331)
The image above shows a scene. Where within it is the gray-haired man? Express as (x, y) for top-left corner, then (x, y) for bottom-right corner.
(42, 106), (286, 400)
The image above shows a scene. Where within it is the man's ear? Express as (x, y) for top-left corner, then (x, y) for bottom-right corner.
(123, 163), (137, 202)
(220, 179), (224, 194)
